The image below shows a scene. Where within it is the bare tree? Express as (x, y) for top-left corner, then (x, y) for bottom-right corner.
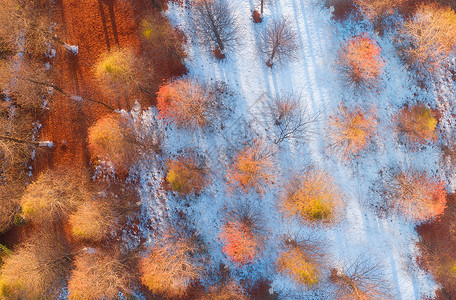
(68, 250), (131, 300)
(0, 231), (73, 299)
(268, 95), (319, 144)
(261, 18), (299, 67)
(397, 3), (456, 74)
(329, 258), (392, 300)
(193, 0), (239, 58)
(19, 168), (92, 223)
(0, 0), (77, 56)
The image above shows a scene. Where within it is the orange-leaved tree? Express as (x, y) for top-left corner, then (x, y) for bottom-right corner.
(277, 238), (325, 288)
(165, 153), (209, 195)
(281, 169), (344, 225)
(156, 78), (218, 130)
(68, 200), (116, 242)
(139, 236), (202, 298)
(379, 167), (446, 221)
(394, 104), (437, 148)
(328, 105), (377, 158)
(338, 34), (384, 89)
(226, 140), (276, 194)
(67, 250), (130, 300)
(398, 3), (456, 73)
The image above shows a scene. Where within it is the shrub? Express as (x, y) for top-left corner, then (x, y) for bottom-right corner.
(226, 140), (276, 194)
(88, 114), (137, 172)
(19, 168), (91, 223)
(394, 104), (437, 147)
(281, 169), (344, 225)
(68, 200), (116, 242)
(355, 0), (406, 35)
(328, 105), (377, 158)
(165, 153), (209, 195)
(378, 167), (446, 221)
(277, 239), (324, 287)
(68, 251), (130, 300)
(139, 238), (202, 298)
(156, 78), (219, 130)
(94, 48), (154, 98)
(0, 233), (71, 299)
(398, 3), (456, 73)
(338, 35), (384, 89)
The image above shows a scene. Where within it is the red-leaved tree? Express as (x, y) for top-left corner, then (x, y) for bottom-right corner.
(338, 35), (384, 89)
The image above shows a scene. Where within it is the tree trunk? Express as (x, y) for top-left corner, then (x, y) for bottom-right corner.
(18, 77), (116, 111)
(267, 44), (278, 67)
(261, 0), (264, 15)
(0, 135), (53, 147)
(204, 2), (225, 52)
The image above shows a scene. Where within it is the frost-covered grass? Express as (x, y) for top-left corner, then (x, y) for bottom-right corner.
(130, 0), (445, 298)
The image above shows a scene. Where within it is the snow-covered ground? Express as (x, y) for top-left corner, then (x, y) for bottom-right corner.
(132, 0), (442, 298)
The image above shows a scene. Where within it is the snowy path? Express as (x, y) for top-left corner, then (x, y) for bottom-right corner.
(147, 0), (440, 298)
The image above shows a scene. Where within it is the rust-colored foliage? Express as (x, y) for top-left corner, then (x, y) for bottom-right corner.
(281, 169), (344, 225)
(166, 153), (209, 195)
(68, 251), (130, 300)
(381, 168), (446, 222)
(277, 239), (323, 287)
(338, 35), (384, 89)
(139, 238), (201, 298)
(399, 3), (456, 73)
(226, 141), (276, 194)
(156, 79), (216, 129)
(394, 104), (437, 148)
(219, 220), (259, 266)
(328, 105), (377, 158)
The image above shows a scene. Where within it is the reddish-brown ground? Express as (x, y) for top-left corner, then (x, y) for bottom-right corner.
(36, 0), (145, 171)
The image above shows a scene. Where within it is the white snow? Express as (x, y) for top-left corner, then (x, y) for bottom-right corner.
(132, 0), (443, 298)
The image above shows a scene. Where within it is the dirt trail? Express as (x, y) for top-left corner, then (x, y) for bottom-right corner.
(35, 0), (147, 171)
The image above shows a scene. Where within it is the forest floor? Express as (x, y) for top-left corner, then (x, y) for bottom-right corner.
(35, 0), (149, 171)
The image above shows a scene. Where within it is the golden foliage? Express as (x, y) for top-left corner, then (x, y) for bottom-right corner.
(139, 239), (202, 298)
(87, 114), (137, 172)
(69, 200), (116, 242)
(227, 140), (276, 194)
(277, 239), (323, 287)
(281, 169), (344, 225)
(328, 105), (377, 158)
(20, 168), (91, 223)
(0, 233), (71, 299)
(68, 251), (130, 300)
(166, 153), (209, 194)
(394, 104), (437, 147)
(399, 3), (456, 71)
